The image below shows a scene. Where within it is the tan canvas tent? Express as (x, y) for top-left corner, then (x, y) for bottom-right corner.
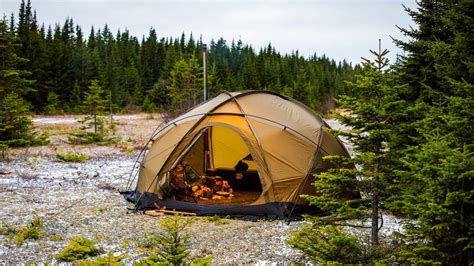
(124, 91), (351, 218)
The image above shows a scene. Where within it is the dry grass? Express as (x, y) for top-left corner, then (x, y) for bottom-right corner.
(10, 113), (164, 158)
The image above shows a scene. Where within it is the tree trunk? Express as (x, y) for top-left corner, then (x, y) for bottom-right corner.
(371, 193), (379, 245)
(371, 179), (379, 246)
(94, 114), (97, 134)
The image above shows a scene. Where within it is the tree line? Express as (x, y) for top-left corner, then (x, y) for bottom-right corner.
(3, 0), (356, 116)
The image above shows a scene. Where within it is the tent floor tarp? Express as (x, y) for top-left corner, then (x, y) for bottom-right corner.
(122, 191), (324, 220)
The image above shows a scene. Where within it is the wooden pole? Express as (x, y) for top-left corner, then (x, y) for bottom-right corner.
(203, 44), (208, 101)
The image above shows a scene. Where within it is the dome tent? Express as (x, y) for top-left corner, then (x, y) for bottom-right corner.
(124, 91), (351, 219)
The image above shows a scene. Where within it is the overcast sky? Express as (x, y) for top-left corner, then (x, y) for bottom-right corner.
(1, 0), (417, 64)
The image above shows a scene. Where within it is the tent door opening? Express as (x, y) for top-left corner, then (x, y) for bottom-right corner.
(167, 125), (262, 205)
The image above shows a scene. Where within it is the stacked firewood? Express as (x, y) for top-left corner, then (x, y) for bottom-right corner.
(191, 177), (234, 200)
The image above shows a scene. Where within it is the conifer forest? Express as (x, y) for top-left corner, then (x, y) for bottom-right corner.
(0, 0), (472, 264)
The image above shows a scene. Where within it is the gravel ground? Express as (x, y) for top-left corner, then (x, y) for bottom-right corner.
(0, 154), (308, 264)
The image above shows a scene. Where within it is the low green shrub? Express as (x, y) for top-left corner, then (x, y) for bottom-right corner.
(190, 256), (214, 266)
(55, 152), (89, 162)
(287, 225), (363, 264)
(138, 214), (192, 265)
(14, 217), (46, 245)
(50, 235), (64, 242)
(1, 131), (50, 147)
(67, 115), (120, 145)
(137, 215), (213, 265)
(68, 131), (119, 145)
(122, 146), (135, 154)
(1, 216), (46, 246)
(55, 236), (100, 262)
(137, 232), (157, 252)
(109, 122), (118, 135)
(77, 252), (126, 265)
(0, 144), (9, 160)
(0, 222), (17, 236)
(382, 230), (444, 264)
(288, 223), (399, 264)
(203, 215), (229, 225)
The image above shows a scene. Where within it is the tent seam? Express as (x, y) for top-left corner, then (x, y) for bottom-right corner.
(286, 116), (325, 221)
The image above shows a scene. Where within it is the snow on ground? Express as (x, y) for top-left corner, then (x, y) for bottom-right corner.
(324, 117), (354, 156)
(32, 114), (147, 125)
(32, 117), (77, 124)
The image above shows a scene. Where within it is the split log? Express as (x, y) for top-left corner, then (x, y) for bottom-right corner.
(159, 209), (197, 216)
(144, 210), (164, 217)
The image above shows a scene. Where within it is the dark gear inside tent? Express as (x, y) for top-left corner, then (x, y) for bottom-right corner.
(123, 91), (352, 219)
(166, 125), (262, 206)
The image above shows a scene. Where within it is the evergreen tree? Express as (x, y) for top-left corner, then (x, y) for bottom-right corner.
(387, 1), (474, 263)
(0, 17), (39, 146)
(44, 91), (60, 114)
(69, 80), (113, 144)
(393, 135), (473, 264)
(292, 67), (315, 109)
(167, 56), (203, 114)
(207, 63), (223, 97)
(302, 46), (401, 252)
(139, 215), (192, 265)
(70, 80), (82, 113)
(82, 79), (106, 133)
(144, 80), (170, 112)
(0, 93), (33, 146)
(141, 96), (156, 113)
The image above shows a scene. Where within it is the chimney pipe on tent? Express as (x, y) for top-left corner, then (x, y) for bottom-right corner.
(203, 44), (208, 101)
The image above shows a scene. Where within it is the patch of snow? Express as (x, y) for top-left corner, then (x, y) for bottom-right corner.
(380, 213), (407, 236)
(32, 117), (77, 124)
(324, 118), (354, 156)
(324, 118), (352, 133)
(111, 115), (143, 121)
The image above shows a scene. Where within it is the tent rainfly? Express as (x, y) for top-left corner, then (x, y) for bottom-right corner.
(123, 91), (351, 219)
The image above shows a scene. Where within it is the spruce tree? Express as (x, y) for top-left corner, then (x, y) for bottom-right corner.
(44, 91), (60, 114)
(298, 45), (402, 260)
(167, 56), (202, 114)
(82, 79), (106, 134)
(144, 80), (170, 113)
(387, 1), (474, 263)
(139, 214), (192, 265)
(207, 63), (223, 97)
(0, 93), (33, 146)
(292, 67), (315, 109)
(0, 17), (39, 147)
(69, 80), (112, 144)
(393, 134), (473, 264)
